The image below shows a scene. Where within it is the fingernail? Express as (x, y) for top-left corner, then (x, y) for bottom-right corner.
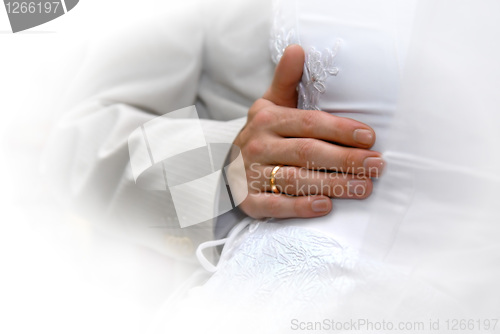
(348, 180), (368, 196)
(363, 157), (386, 177)
(311, 199), (330, 213)
(353, 129), (374, 145)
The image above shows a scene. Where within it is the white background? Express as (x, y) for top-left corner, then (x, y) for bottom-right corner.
(0, 1), (190, 333)
(2, 1), (500, 333)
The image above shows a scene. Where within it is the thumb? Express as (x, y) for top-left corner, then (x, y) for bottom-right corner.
(263, 44), (305, 108)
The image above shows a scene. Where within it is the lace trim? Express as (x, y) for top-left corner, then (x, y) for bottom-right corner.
(299, 41), (341, 110)
(270, 0), (341, 110)
(205, 222), (360, 314)
(270, 27), (298, 64)
(270, 0), (299, 64)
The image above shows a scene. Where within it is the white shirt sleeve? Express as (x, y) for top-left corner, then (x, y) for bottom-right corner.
(42, 0), (274, 262)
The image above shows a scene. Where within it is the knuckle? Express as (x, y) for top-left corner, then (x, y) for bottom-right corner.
(296, 139), (315, 163)
(341, 150), (357, 171)
(300, 110), (318, 136)
(327, 173), (341, 188)
(281, 167), (298, 192)
(246, 139), (265, 158)
(327, 173), (345, 197)
(248, 99), (266, 119)
(252, 109), (274, 128)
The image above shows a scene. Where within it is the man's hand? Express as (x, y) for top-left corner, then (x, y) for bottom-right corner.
(233, 44), (385, 219)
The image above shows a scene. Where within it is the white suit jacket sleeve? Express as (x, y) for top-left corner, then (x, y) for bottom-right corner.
(43, 0), (274, 261)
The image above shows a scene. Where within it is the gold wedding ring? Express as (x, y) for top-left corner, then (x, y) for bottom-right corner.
(270, 165), (283, 194)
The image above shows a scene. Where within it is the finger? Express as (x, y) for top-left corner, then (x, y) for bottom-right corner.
(239, 193), (332, 219)
(257, 137), (385, 177)
(263, 44), (305, 108)
(252, 106), (376, 148)
(248, 165), (372, 198)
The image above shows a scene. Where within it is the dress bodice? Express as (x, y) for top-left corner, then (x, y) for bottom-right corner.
(270, 0), (418, 252)
(158, 3), (500, 331)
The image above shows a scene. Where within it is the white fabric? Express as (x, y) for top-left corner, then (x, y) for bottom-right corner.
(196, 217), (253, 272)
(270, 0), (500, 286)
(155, 222), (460, 334)
(152, 1), (500, 332)
(43, 0), (500, 331)
(42, 0), (274, 261)
(271, 0), (418, 250)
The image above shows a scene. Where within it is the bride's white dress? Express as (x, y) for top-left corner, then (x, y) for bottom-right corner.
(151, 1), (500, 333)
